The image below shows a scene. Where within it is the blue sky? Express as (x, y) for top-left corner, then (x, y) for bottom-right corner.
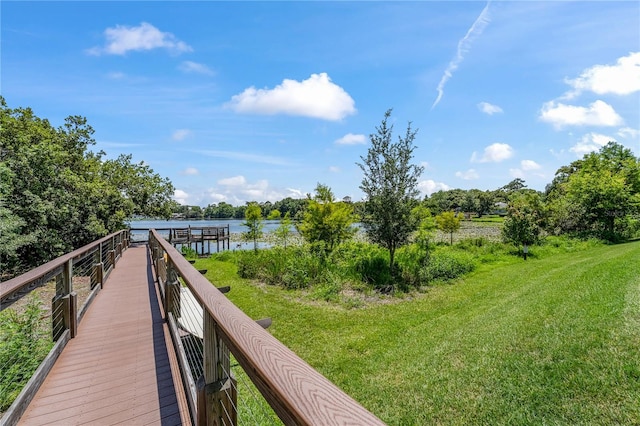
(3, 1), (639, 206)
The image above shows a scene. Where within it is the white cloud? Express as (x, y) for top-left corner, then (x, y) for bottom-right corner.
(172, 129), (191, 141)
(196, 150), (290, 166)
(510, 160), (543, 179)
(205, 191), (227, 204)
(432, 2), (491, 109)
(509, 169), (524, 179)
(570, 132), (616, 156)
(477, 102), (503, 115)
(565, 52), (640, 98)
(87, 22), (192, 56)
(329, 166), (341, 173)
(520, 160), (541, 171)
(226, 73), (356, 121)
(173, 189), (189, 205)
(420, 161), (431, 170)
(539, 100), (624, 129)
(181, 167), (199, 175)
(455, 169), (479, 180)
(213, 175), (304, 204)
(617, 127), (640, 139)
(218, 175), (247, 187)
(179, 61), (214, 76)
(471, 143), (514, 163)
(335, 133), (366, 145)
(106, 72), (126, 80)
(418, 179), (451, 196)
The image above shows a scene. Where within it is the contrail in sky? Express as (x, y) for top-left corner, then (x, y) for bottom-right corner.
(431, 2), (492, 110)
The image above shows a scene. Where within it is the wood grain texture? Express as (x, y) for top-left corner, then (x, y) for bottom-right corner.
(17, 244), (189, 426)
(152, 230), (385, 425)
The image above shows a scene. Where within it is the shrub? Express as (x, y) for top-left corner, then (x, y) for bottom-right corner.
(422, 249), (476, 283)
(331, 242), (391, 289)
(396, 243), (429, 287)
(0, 297), (52, 411)
(236, 251), (262, 279)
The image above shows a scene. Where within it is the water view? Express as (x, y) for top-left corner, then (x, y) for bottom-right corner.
(127, 218), (294, 252)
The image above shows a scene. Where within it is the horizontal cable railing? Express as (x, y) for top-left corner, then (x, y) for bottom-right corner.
(149, 229), (384, 425)
(0, 229), (130, 425)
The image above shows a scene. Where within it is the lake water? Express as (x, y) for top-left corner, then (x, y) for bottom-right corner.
(127, 218), (293, 252)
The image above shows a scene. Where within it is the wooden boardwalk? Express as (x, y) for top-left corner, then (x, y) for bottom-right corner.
(18, 245), (191, 426)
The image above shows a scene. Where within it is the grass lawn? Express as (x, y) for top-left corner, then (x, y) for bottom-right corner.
(194, 241), (640, 425)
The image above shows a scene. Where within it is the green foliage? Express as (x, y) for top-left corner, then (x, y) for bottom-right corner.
(421, 248), (475, 282)
(0, 98), (174, 275)
(435, 211), (462, 245)
(547, 142), (640, 241)
(180, 245), (197, 259)
(273, 212), (293, 248)
(267, 209), (282, 220)
(235, 246), (324, 289)
(502, 192), (546, 248)
(242, 203), (264, 252)
(296, 183), (356, 254)
(357, 109), (424, 272)
(0, 297), (52, 411)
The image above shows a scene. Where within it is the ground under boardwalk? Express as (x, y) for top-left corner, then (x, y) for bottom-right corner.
(19, 245), (190, 426)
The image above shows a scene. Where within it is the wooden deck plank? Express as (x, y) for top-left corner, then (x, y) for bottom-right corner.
(18, 244), (191, 426)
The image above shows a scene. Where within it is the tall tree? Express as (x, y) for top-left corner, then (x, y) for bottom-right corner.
(297, 183), (356, 254)
(357, 109), (424, 273)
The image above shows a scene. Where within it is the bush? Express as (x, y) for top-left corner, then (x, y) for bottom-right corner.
(396, 243), (430, 287)
(0, 297), (52, 411)
(422, 249), (475, 283)
(331, 242), (391, 289)
(235, 246), (325, 289)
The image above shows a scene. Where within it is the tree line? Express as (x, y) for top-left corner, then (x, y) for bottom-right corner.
(3, 100), (638, 280)
(237, 109), (639, 284)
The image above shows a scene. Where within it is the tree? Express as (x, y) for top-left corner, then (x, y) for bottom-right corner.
(357, 109), (424, 274)
(0, 98), (174, 274)
(267, 209), (282, 220)
(435, 211), (462, 245)
(502, 192), (545, 257)
(476, 190), (495, 217)
(273, 212), (293, 248)
(242, 203), (263, 252)
(547, 142), (640, 241)
(501, 178), (527, 193)
(297, 183), (356, 254)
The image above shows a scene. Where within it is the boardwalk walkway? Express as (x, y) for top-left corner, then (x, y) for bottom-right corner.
(18, 245), (191, 425)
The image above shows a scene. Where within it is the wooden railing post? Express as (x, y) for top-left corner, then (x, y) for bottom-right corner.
(64, 260), (77, 338)
(108, 249), (115, 269)
(198, 311), (237, 426)
(94, 262), (104, 289)
(52, 259), (77, 340)
(165, 261), (181, 319)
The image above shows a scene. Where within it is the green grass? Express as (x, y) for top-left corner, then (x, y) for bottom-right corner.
(195, 241), (640, 425)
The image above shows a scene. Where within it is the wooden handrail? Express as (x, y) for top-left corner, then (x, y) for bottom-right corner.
(0, 229), (129, 301)
(150, 229), (384, 425)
